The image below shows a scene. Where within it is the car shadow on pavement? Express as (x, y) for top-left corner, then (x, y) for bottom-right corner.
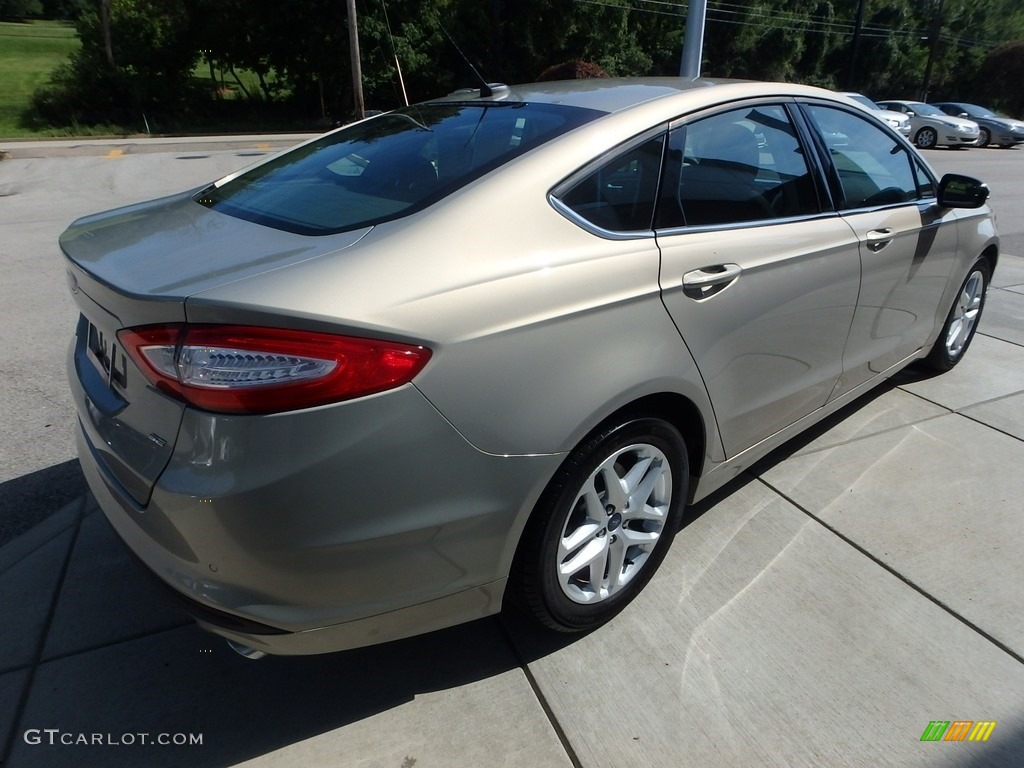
(0, 381), (913, 768)
(0, 460), (88, 549)
(2, 498), (586, 768)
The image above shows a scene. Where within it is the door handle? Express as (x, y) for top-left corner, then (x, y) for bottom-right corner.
(682, 264), (742, 298)
(683, 263), (742, 288)
(865, 228), (894, 252)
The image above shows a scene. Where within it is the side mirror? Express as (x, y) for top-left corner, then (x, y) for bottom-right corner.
(938, 173), (989, 209)
(958, 112), (969, 118)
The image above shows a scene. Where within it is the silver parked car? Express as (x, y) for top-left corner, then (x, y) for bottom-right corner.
(842, 92), (912, 137)
(875, 99), (980, 149)
(63, 79), (998, 657)
(932, 102), (1024, 148)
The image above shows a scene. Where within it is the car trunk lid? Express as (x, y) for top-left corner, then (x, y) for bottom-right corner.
(62, 193), (370, 505)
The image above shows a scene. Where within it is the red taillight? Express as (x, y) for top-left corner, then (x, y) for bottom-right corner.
(117, 324), (431, 414)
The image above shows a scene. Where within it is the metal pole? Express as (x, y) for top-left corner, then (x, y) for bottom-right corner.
(679, 0), (708, 78)
(919, 0), (944, 102)
(346, 0), (365, 119)
(844, 0), (866, 90)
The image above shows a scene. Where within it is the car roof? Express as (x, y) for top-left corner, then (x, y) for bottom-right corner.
(430, 77), (846, 115)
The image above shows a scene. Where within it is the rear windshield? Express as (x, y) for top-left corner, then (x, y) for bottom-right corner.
(196, 102), (604, 235)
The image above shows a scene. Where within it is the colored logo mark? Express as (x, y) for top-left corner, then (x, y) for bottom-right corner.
(920, 721), (997, 742)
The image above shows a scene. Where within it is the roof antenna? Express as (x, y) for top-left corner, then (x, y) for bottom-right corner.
(440, 23), (497, 97)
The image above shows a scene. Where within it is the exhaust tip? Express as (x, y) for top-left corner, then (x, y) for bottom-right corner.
(226, 639), (267, 660)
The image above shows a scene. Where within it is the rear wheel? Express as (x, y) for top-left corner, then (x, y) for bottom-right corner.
(512, 418), (687, 632)
(977, 128), (991, 148)
(915, 127), (938, 149)
(923, 258), (991, 371)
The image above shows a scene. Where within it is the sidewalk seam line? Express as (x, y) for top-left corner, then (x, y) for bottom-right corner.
(897, 386), (1024, 440)
(781, 410), (952, 459)
(498, 621), (584, 768)
(1, 500), (85, 765)
(754, 476), (1024, 667)
(0, 523), (77, 578)
(977, 329), (1024, 350)
(36, 619), (195, 667)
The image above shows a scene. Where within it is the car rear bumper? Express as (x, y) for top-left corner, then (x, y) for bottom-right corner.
(74, 382), (562, 654)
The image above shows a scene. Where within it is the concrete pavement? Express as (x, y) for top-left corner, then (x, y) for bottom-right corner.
(0, 137), (312, 548)
(2, 254), (1023, 766)
(1, 138), (1023, 766)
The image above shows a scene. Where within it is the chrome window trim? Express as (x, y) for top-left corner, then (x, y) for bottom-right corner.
(796, 99), (935, 212)
(548, 195), (657, 240)
(659, 97), (829, 228)
(666, 94), (802, 132)
(548, 126), (667, 240)
(653, 209), (845, 238)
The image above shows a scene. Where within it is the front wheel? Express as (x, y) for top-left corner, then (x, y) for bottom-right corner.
(512, 418), (688, 632)
(922, 258), (991, 371)
(915, 127), (938, 149)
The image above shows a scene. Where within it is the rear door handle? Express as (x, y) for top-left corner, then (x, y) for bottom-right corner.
(683, 263), (742, 288)
(682, 263), (742, 298)
(865, 228), (894, 252)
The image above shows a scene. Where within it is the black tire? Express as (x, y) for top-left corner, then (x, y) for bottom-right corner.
(922, 258), (991, 371)
(915, 127), (938, 149)
(512, 418), (688, 632)
(977, 128), (991, 148)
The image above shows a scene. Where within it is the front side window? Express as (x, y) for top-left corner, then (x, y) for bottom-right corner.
(804, 104), (918, 209)
(197, 102), (603, 235)
(656, 105), (820, 229)
(914, 160), (936, 199)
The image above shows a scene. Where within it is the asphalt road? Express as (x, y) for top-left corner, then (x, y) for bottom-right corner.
(0, 135), (308, 544)
(0, 136), (1021, 544)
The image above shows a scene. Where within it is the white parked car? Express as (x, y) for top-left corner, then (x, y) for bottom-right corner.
(876, 100), (980, 149)
(842, 93), (912, 138)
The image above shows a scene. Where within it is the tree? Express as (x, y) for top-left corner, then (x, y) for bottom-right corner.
(28, 0), (1024, 131)
(98, 0), (114, 67)
(0, 0), (43, 19)
(32, 0), (199, 128)
(975, 40), (1024, 115)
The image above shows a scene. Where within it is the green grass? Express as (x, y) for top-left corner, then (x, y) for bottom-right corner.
(0, 20), (312, 137)
(0, 19), (80, 137)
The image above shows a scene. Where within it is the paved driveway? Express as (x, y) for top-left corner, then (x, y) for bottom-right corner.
(1, 138), (1022, 767)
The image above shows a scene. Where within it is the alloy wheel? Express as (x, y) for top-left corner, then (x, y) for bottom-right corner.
(945, 269), (985, 360)
(556, 442), (673, 604)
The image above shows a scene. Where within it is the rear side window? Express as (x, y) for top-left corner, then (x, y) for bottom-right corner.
(556, 136), (666, 233)
(197, 102), (603, 235)
(656, 105), (820, 229)
(804, 104), (919, 209)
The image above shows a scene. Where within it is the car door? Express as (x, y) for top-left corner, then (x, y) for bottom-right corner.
(655, 103), (862, 457)
(800, 102), (961, 398)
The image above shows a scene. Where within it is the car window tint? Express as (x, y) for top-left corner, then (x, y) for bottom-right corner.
(804, 104), (918, 209)
(914, 160), (935, 198)
(197, 103), (603, 235)
(656, 105), (819, 229)
(557, 136), (665, 232)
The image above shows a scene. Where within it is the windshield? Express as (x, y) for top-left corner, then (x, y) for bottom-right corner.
(960, 103), (996, 118)
(909, 102), (943, 116)
(197, 102), (604, 235)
